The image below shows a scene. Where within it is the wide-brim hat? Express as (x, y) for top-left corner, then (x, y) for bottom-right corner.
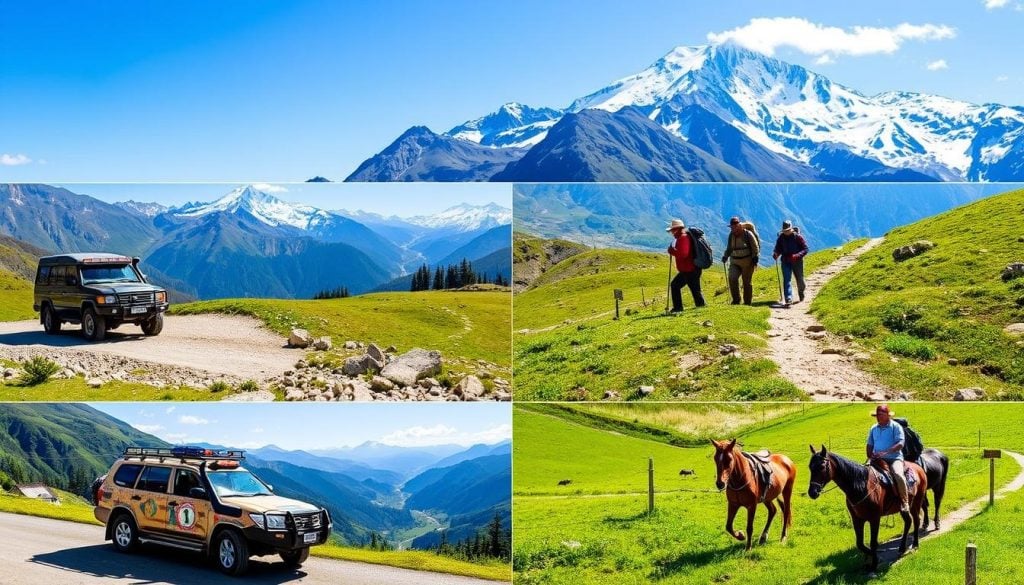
(665, 219), (685, 232)
(870, 404), (893, 417)
(729, 216), (741, 226)
(781, 220), (793, 232)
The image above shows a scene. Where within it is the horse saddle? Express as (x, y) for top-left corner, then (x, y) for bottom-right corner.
(872, 460), (917, 490)
(742, 451), (774, 502)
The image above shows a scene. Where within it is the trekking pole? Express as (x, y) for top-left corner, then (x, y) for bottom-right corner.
(775, 259), (785, 304)
(665, 255), (672, 313)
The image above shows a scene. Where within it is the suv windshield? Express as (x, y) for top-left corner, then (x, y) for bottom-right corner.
(207, 469), (273, 497)
(81, 264), (141, 285)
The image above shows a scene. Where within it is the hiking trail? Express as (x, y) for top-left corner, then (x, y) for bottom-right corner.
(875, 450), (1024, 571)
(767, 238), (895, 401)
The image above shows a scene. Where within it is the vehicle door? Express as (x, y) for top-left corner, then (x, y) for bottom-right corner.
(107, 462), (144, 513)
(48, 265), (69, 314)
(132, 465), (172, 533)
(166, 468), (210, 541)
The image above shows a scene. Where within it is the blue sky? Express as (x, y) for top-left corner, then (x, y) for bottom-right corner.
(2, 1), (1021, 181)
(60, 182), (511, 215)
(91, 403), (512, 451)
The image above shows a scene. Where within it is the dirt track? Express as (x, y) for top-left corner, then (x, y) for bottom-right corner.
(0, 314), (297, 382)
(767, 238), (895, 401)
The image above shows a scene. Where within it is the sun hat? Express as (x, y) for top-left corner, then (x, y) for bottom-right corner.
(870, 404), (893, 417)
(665, 219), (685, 232)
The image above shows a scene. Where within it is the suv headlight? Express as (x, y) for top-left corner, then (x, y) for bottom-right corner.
(248, 513), (265, 529)
(96, 295), (116, 305)
(156, 291), (167, 303)
(265, 513), (287, 530)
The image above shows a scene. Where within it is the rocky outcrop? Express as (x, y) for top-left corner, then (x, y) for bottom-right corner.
(1002, 263), (1024, 282)
(381, 349), (442, 386)
(892, 240), (936, 262)
(288, 328), (313, 348)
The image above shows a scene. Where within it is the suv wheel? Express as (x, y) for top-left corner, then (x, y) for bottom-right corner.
(111, 514), (139, 553)
(215, 530), (249, 576)
(280, 547), (310, 568)
(141, 313), (164, 336)
(82, 307), (107, 342)
(42, 305), (61, 335)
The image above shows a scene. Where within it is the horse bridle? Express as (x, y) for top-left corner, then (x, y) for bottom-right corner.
(718, 452), (752, 492)
(809, 454), (839, 496)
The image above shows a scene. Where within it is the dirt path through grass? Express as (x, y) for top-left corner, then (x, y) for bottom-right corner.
(874, 450), (1024, 571)
(767, 238), (893, 401)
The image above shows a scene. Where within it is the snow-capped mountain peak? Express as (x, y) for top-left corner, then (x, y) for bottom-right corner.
(447, 102), (562, 148)
(115, 200), (168, 218)
(406, 203), (512, 232)
(172, 185), (332, 230)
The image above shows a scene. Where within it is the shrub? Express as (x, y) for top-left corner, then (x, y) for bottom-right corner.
(208, 380), (231, 393)
(883, 334), (936, 361)
(17, 356), (61, 386)
(237, 380), (260, 392)
(880, 303), (940, 338)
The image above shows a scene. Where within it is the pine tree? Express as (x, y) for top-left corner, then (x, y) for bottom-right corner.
(488, 513), (503, 558)
(433, 266), (444, 290)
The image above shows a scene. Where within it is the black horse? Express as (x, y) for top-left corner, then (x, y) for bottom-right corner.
(911, 447), (949, 531)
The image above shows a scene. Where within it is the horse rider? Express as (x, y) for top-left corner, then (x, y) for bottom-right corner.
(867, 404), (910, 513)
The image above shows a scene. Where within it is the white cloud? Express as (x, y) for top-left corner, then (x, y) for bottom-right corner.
(250, 427), (265, 434)
(997, 74), (1010, 82)
(380, 423), (512, 447)
(0, 153), (32, 166)
(814, 54), (835, 65)
(707, 18), (956, 64)
(179, 415), (210, 425)
(165, 406), (176, 414)
(926, 59), (949, 71)
(133, 424), (164, 434)
(984, 0), (1009, 9)
(251, 183), (288, 193)
(164, 433), (191, 443)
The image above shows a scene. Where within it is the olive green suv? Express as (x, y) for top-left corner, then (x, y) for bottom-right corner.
(33, 253), (168, 341)
(94, 447), (331, 575)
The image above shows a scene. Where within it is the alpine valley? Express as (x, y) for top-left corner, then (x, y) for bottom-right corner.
(0, 403), (511, 551)
(348, 43), (1024, 182)
(0, 184), (512, 300)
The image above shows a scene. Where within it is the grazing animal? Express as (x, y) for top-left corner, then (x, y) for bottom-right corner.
(807, 445), (927, 572)
(710, 438), (796, 550)
(679, 469), (695, 476)
(557, 479), (572, 486)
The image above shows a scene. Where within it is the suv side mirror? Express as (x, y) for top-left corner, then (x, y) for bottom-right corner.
(65, 276), (77, 286)
(189, 487), (208, 500)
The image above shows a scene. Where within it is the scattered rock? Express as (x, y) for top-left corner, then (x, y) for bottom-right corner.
(843, 335), (854, 342)
(893, 240), (936, 262)
(718, 344), (739, 356)
(367, 343), (386, 363)
(603, 390), (619, 400)
(222, 390), (275, 402)
(807, 331), (827, 340)
(370, 376), (394, 392)
(352, 384), (374, 401)
(381, 348), (442, 387)
(677, 352), (705, 372)
(1002, 263), (1024, 282)
(386, 345), (398, 353)
(1004, 323), (1024, 336)
(285, 388), (305, 401)
(312, 336), (332, 351)
(3, 368), (17, 379)
(766, 331), (781, 338)
(947, 358), (959, 366)
(86, 378), (103, 388)
(288, 328), (312, 348)
(701, 320), (714, 327)
(454, 375), (486, 399)
(805, 325), (826, 333)
(821, 348), (842, 355)
(344, 341), (359, 350)
(954, 387), (986, 401)
(638, 385), (655, 397)
(343, 354), (383, 376)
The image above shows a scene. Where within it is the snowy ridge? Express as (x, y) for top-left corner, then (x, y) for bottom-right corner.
(173, 185), (333, 230)
(441, 42), (1024, 180)
(405, 203), (512, 232)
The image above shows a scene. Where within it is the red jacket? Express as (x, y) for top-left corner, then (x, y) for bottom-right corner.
(668, 233), (696, 272)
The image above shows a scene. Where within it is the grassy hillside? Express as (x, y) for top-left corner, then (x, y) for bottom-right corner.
(0, 236), (44, 322)
(172, 290), (510, 368)
(513, 240), (864, 400)
(514, 403), (1024, 584)
(814, 189), (1024, 399)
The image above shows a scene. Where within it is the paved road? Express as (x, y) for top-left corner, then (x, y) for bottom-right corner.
(0, 513), (503, 585)
(0, 314), (296, 380)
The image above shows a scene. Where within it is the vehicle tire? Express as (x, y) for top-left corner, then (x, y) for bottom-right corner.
(42, 304), (61, 335)
(214, 529), (249, 576)
(82, 307), (107, 342)
(141, 313), (164, 336)
(280, 547), (310, 568)
(110, 513), (139, 553)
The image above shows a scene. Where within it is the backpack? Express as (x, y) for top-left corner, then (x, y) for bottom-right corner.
(741, 221), (760, 248)
(894, 417), (924, 462)
(687, 227), (713, 269)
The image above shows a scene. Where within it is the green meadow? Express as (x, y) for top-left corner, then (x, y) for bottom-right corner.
(514, 403), (1023, 584)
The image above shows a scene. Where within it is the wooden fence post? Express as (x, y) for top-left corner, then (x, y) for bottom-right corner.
(965, 542), (977, 585)
(983, 450), (1001, 506)
(648, 457), (655, 514)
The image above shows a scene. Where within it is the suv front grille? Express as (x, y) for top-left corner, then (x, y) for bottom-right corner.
(117, 292), (155, 305)
(292, 512), (321, 531)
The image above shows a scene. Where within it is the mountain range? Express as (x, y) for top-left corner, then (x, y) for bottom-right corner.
(347, 42), (1024, 182)
(0, 404), (511, 549)
(0, 184), (511, 300)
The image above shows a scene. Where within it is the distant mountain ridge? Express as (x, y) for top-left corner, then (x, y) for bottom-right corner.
(348, 42), (1024, 182)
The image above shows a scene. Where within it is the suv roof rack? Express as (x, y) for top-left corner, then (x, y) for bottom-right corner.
(123, 446), (246, 462)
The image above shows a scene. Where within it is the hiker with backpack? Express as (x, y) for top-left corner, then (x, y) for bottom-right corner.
(721, 216), (760, 305)
(772, 220), (809, 304)
(666, 219), (706, 313)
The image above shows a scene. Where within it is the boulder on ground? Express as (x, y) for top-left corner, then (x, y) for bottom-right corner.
(381, 348), (442, 387)
(366, 343), (386, 363)
(454, 375), (486, 399)
(1005, 323), (1024, 336)
(638, 385), (655, 397)
(1002, 263), (1024, 282)
(312, 336), (332, 351)
(343, 354), (383, 377)
(954, 387), (986, 401)
(892, 240), (936, 262)
(288, 329), (312, 348)
(805, 324), (826, 333)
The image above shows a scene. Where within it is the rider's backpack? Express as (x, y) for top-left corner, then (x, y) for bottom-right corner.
(688, 227), (713, 269)
(741, 221), (761, 249)
(894, 417), (924, 462)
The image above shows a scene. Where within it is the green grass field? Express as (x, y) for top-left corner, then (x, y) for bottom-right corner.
(0, 491), (509, 581)
(0, 268), (36, 321)
(0, 376), (216, 401)
(172, 290), (511, 368)
(814, 189), (1024, 400)
(514, 403), (1023, 584)
(513, 241), (864, 401)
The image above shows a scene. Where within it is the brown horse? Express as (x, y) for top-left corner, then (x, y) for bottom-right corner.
(807, 445), (928, 572)
(710, 439), (796, 550)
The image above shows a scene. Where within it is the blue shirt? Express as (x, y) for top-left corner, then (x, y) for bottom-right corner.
(867, 422), (905, 461)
